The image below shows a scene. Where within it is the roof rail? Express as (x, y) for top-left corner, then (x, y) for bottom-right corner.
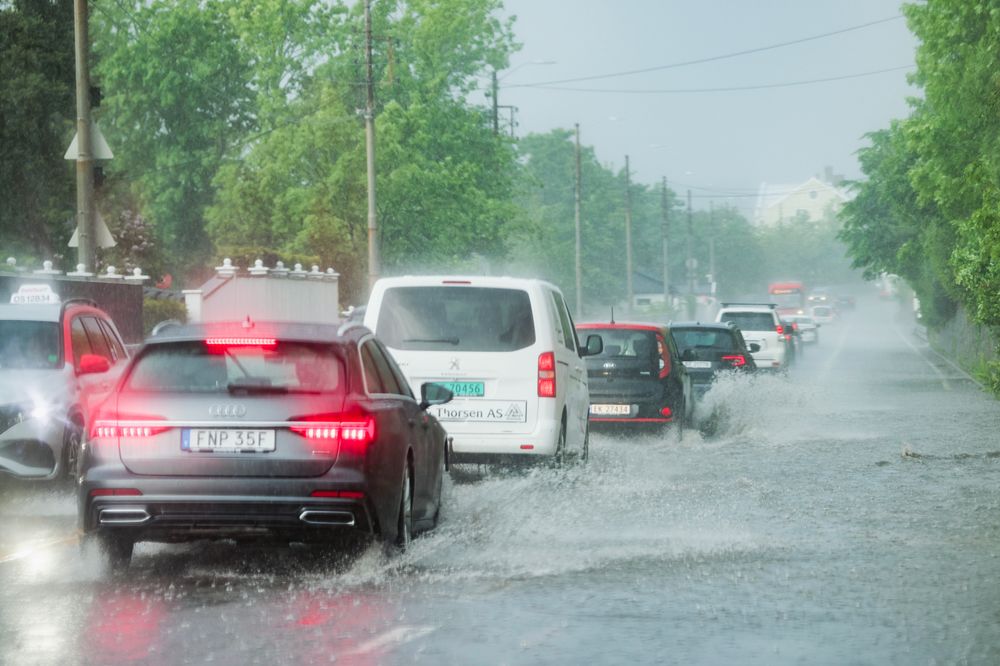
(719, 302), (776, 309)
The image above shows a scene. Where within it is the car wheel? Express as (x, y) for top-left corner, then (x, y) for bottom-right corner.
(580, 422), (590, 464)
(388, 464), (413, 554)
(552, 419), (567, 466)
(674, 398), (686, 441)
(60, 419), (83, 483)
(97, 534), (133, 574)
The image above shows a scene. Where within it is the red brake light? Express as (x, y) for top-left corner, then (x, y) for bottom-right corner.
(538, 352), (556, 398)
(289, 416), (376, 454)
(660, 406), (672, 418)
(205, 337), (277, 347)
(775, 324), (784, 335)
(721, 354), (747, 367)
(91, 412), (170, 441)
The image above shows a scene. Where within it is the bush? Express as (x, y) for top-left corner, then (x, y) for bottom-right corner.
(143, 298), (187, 336)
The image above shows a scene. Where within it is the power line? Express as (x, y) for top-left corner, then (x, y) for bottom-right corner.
(506, 14), (904, 88)
(519, 65), (914, 94)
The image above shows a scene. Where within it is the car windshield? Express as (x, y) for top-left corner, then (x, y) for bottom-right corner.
(671, 328), (738, 352)
(125, 341), (344, 394)
(719, 312), (775, 332)
(0, 321), (61, 370)
(377, 286), (536, 352)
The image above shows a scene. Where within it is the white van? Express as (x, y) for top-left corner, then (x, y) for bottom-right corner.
(364, 276), (602, 464)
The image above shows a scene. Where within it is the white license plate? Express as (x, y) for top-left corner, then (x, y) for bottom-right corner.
(589, 404), (631, 416)
(683, 361), (712, 369)
(182, 429), (276, 452)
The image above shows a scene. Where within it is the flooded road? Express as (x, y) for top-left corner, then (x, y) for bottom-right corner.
(1, 296), (999, 665)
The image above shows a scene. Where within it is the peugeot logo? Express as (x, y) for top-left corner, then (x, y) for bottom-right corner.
(209, 404), (247, 418)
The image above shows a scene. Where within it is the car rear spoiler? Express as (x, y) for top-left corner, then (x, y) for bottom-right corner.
(720, 302), (777, 309)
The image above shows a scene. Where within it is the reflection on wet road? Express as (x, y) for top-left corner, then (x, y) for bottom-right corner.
(1, 298), (999, 665)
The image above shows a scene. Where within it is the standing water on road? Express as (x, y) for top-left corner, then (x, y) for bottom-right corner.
(1, 299), (999, 665)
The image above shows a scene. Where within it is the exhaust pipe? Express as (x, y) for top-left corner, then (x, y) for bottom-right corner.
(299, 510), (355, 526)
(99, 507), (151, 525)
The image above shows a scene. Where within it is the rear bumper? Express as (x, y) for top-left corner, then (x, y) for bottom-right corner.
(449, 418), (560, 458)
(79, 471), (376, 543)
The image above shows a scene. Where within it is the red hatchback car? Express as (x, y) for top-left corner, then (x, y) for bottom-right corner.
(575, 322), (693, 430)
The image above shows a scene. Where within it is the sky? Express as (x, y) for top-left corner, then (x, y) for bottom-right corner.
(493, 0), (919, 214)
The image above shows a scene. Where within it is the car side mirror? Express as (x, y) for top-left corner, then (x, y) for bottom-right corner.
(420, 382), (454, 410)
(748, 343), (761, 353)
(78, 353), (111, 375)
(579, 334), (603, 357)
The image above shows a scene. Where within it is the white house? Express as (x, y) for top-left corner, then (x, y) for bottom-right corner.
(754, 170), (851, 227)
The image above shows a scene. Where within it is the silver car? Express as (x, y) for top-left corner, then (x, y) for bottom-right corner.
(78, 319), (453, 570)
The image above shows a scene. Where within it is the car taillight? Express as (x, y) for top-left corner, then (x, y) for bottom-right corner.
(721, 354), (747, 367)
(538, 352), (556, 398)
(775, 324), (784, 335)
(90, 413), (170, 442)
(656, 334), (671, 379)
(289, 416), (376, 454)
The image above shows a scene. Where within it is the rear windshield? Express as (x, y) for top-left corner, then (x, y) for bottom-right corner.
(125, 341), (344, 394)
(583, 328), (658, 364)
(671, 327), (738, 352)
(0, 321), (61, 369)
(377, 286), (536, 352)
(718, 312), (774, 332)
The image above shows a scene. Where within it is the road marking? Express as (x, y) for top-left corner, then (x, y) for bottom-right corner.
(0, 533), (80, 564)
(346, 625), (436, 655)
(923, 342), (987, 391)
(895, 327), (951, 391)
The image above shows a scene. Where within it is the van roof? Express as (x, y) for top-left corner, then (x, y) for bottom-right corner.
(372, 275), (561, 292)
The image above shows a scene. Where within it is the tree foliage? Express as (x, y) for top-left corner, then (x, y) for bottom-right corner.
(839, 0), (1000, 332)
(0, 0), (75, 259)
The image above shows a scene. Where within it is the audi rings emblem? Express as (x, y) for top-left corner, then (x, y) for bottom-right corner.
(209, 404), (247, 418)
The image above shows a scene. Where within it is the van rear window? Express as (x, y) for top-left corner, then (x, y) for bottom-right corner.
(377, 287), (535, 352)
(719, 312), (774, 332)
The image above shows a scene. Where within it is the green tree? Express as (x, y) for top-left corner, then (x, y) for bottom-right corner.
(0, 0), (75, 260)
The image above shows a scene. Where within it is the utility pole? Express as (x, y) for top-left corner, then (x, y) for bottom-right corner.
(686, 189), (695, 319)
(708, 201), (716, 297)
(661, 177), (670, 312)
(364, 0), (379, 291)
(491, 70), (499, 135)
(74, 0), (95, 271)
(624, 156), (633, 316)
(574, 124), (583, 317)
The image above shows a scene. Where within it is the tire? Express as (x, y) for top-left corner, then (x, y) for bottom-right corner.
(387, 463), (413, 555)
(674, 398), (686, 442)
(552, 420), (567, 467)
(580, 422), (590, 464)
(60, 419), (83, 483)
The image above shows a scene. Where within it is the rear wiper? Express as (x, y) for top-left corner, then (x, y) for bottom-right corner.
(403, 337), (460, 345)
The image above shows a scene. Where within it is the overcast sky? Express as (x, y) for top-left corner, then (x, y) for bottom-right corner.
(494, 0), (919, 213)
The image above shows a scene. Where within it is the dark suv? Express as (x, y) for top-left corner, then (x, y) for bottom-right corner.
(670, 322), (759, 398)
(79, 319), (453, 570)
(575, 322), (692, 429)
